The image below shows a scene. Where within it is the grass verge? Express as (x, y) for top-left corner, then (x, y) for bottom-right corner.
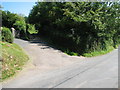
(1, 41), (29, 81)
(82, 47), (115, 57)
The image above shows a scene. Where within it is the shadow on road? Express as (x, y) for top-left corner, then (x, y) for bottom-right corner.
(29, 37), (63, 51)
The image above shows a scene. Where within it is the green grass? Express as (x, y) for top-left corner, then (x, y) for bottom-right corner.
(82, 47), (114, 57)
(64, 49), (79, 56)
(1, 41), (29, 81)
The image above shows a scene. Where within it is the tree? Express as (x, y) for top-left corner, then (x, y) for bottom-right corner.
(28, 2), (120, 54)
(14, 20), (27, 39)
(2, 11), (25, 28)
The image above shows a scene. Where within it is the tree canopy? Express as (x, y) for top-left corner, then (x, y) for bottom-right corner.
(28, 2), (120, 54)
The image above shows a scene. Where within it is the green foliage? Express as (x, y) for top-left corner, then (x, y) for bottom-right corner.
(14, 20), (27, 39)
(14, 20), (26, 31)
(2, 11), (25, 28)
(28, 2), (120, 56)
(65, 49), (79, 56)
(1, 41), (29, 80)
(83, 46), (114, 57)
(1, 27), (13, 43)
(2, 10), (30, 40)
(26, 24), (37, 34)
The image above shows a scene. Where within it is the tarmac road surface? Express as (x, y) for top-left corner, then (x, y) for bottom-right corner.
(2, 39), (118, 88)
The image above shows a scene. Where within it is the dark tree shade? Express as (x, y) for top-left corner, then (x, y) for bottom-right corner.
(28, 2), (120, 54)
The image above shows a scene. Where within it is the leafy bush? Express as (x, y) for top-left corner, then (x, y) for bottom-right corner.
(1, 27), (13, 43)
(13, 20), (27, 39)
(14, 20), (26, 31)
(26, 24), (37, 34)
